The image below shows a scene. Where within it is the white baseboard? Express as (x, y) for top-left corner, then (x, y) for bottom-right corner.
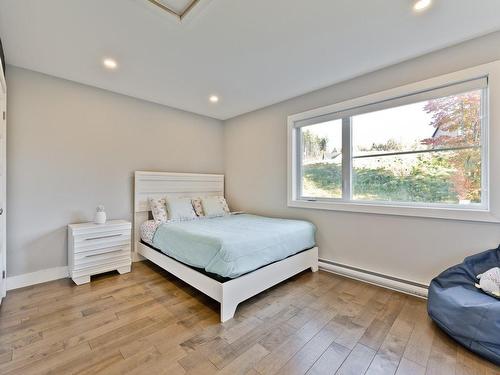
(5, 259), (428, 299)
(319, 260), (428, 298)
(6, 266), (69, 291)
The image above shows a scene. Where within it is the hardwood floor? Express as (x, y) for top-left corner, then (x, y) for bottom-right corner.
(0, 261), (498, 375)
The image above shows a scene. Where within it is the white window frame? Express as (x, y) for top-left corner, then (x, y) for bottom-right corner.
(288, 61), (500, 223)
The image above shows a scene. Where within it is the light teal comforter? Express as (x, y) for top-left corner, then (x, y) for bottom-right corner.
(152, 214), (316, 278)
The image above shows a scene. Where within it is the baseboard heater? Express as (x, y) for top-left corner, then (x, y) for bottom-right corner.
(319, 259), (429, 298)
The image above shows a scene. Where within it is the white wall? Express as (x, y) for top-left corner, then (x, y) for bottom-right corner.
(6, 66), (224, 276)
(224, 31), (500, 285)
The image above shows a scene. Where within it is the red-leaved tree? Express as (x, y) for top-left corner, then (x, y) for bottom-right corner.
(422, 91), (482, 202)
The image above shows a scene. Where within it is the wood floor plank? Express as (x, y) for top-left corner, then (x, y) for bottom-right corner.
(287, 307), (320, 330)
(358, 287), (405, 352)
(365, 299), (418, 375)
(95, 345), (162, 375)
(259, 322), (297, 352)
(221, 316), (263, 344)
(254, 308), (336, 375)
(396, 358), (426, 375)
(88, 316), (157, 349)
(402, 304), (435, 367)
(209, 305), (300, 370)
(178, 349), (219, 374)
(217, 343), (269, 375)
(48, 346), (124, 375)
(0, 261), (497, 375)
(0, 347), (13, 365)
(126, 351), (187, 375)
(2, 342), (92, 375)
(425, 328), (458, 375)
(10, 311), (118, 362)
(276, 318), (346, 375)
(330, 288), (387, 351)
(335, 343), (376, 375)
(121, 322), (192, 360)
(359, 318), (393, 351)
(305, 342), (351, 375)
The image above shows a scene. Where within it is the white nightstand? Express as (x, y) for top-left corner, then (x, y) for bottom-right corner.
(68, 220), (132, 285)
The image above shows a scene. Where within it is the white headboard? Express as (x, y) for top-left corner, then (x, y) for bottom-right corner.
(133, 171), (224, 256)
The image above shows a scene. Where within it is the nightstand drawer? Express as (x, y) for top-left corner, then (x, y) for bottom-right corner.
(74, 245), (130, 262)
(73, 234), (131, 254)
(73, 251), (130, 271)
(73, 225), (129, 242)
(70, 222), (131, 237)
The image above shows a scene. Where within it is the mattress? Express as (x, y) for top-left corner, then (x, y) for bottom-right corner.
(147, 214), (316, 278)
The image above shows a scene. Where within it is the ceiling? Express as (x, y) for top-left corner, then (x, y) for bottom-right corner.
(1, 0), (500, 120)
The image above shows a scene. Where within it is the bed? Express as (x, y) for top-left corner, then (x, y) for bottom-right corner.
(134, 171), (319, 322)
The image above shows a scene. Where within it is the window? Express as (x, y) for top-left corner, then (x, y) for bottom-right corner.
(351, 93), (483, 205)
(288, 64), (500, 222)
(300, 119), (343, 199)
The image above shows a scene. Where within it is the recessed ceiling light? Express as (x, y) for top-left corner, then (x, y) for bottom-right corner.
(413, 0), (431, 11)
(209, 95), (219, 103)
(103, 58), (118, 70)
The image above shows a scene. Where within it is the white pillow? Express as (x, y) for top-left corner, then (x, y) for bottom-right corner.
(166, 197), (197, 221)
(202, 196), (230, 217)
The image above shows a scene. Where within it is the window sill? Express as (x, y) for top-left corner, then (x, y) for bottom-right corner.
(288, 199), (500, 223)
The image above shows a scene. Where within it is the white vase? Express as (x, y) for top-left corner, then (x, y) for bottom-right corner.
(94, 211), (107, 224)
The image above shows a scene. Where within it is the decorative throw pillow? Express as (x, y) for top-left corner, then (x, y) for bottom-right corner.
(202, 196), (230, 217)
(475, 267), (500, 298)
(149, 197), (168, 223)
(140, 220), (159, 245)
(192, 198), (204, 217)
(166, 197), (197, 221)
(218, 196), (230, 214)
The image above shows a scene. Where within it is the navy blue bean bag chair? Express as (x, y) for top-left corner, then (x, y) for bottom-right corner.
(427, 245), (500, 365)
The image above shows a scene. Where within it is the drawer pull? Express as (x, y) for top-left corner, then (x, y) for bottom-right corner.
(84, 233), (123, 241)
(84, 249), (124, 258)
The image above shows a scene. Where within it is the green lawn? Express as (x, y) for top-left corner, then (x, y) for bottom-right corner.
(303, 161), (463, 203)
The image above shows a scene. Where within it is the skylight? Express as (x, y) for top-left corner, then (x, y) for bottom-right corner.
(146, 0), (201, 20)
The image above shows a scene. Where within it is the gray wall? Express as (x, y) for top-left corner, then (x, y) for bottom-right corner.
(224, 31), (500, 285)
(7, 31), (500, 281)
(7, 67), (224, 276)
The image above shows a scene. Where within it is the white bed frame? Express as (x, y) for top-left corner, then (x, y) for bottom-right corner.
(134, 171), (318, 322)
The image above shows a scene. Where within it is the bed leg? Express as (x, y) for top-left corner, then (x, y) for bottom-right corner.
(311, 262), (319, 272)
(221, 300), (238, 322)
